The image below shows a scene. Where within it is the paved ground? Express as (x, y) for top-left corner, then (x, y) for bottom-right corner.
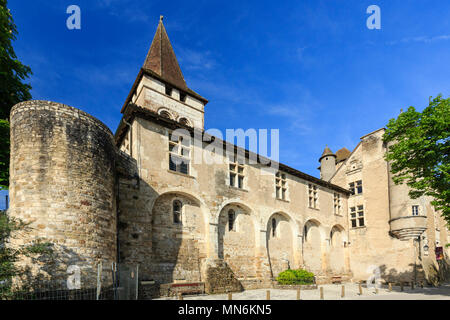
(156, 283), (450, 300)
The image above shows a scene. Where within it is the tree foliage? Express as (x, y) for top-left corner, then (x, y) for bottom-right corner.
(383, 95), (450, 224)
(0, 0), (32, 190)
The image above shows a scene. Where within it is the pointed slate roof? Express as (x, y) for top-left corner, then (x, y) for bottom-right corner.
(319, 146), (336, 161)
(120, 16), (208, 113)
(143, 16), (187, 90)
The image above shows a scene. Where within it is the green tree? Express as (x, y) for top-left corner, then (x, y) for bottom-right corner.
(383, 95), (450, 224)
(0, 0), (32, 190)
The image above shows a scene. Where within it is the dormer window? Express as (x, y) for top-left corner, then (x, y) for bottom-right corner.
(180, 92), (187, 102)
(165, 84), (172, 96)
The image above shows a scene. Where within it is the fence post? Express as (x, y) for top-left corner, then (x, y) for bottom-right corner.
(266, 290), (270, 300)
(341, 285), (345, 298)
(320, 287), (324, 300)
(358, 282), (362, 295)
(400, 282), (404, 292)
(135, 265), (139, 300)
(228, 293), (232, 300)
(96, 261), (102, 300)
(297, 288), (301, 300)
(388, 283), (392, 292)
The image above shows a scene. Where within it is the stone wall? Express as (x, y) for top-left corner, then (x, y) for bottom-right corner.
(9, 100), (117, 287)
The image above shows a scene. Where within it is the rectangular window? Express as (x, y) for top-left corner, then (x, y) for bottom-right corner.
(357, 205), (364, 226)
(228, 155), (245, 189)
(356, 180), (363, 194)
(169, 132), (190, 175)
(350, 205), (365, 228)
(350, 207), (357, 228)
(308, 184), (318, 209)
(412, 205), (419, 216)
(334, 193), (342, 215)
(349, 182), (355, 195)
(165, 84), (172, 96)
(349, 180), (363, 195)
(275, 172), (287, 200)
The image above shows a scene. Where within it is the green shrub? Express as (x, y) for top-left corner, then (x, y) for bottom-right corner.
(276, 269), (315, 285)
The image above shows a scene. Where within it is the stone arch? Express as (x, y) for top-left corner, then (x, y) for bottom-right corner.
(217, 201), (257, 278)
(329, 224), (346, 273)
(149, 191), (207, 284)
(266, 211), (298, 278)
(302, 218), (324, 274)
(157, 107), (174, 120)
(178, 116), (192, 127)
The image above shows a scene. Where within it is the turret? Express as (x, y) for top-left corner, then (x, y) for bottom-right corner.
(319, 146), (336, 181)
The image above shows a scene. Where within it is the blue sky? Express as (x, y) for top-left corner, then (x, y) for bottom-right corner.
(6, 0), (450, 185)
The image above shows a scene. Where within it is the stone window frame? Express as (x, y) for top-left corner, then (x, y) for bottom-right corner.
(350, 205), (365, 228)
(168, 131), (191, 175)
(228, 154), (245, 189)
(333, 193), (342, 215)
(165, 84), (173, 97)
(178, 116), (192, 127)
(412, 205), (419, 216)
(158, 107), (173, 120)
(275, 172), (288, 201)
(172, 199), (183, 224)
(349, 180), (363, 196)
(308, 183), (319, 209)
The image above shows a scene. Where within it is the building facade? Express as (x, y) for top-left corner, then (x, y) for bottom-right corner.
(8, 17), (449, 295)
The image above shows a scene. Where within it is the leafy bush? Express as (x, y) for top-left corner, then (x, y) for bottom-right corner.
(276, 269), (315, 285)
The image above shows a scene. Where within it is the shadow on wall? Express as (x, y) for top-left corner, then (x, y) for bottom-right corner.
(11, 243), (113, 296)
(376, 255), (450, 287)
(117, 154), (207, 288)
(217, 204), (257, 279)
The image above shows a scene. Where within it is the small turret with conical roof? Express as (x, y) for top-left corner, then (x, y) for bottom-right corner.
(319, 145), (336, 181)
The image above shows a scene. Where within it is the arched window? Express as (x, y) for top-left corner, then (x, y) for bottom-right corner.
(173, 200), (182, 224)
(228, 209), (235, 232)
(178, 117), (191, 127)
(272, 218), (277, 237)
(159, 110), (172, 119)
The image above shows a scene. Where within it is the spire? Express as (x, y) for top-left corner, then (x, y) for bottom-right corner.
(319, 145), (335, 162)
(143, 16), (187, 90)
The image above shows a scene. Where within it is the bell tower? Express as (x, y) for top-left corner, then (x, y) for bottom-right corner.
(121, 16), (208, 129)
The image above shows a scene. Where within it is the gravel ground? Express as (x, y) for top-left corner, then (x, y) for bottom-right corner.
(156, 283), (450, 300)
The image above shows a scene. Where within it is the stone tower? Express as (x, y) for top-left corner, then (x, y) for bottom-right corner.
(9, 101), (117, 287)
(120, 16), (208, 130)
(319, 146), (336, 181)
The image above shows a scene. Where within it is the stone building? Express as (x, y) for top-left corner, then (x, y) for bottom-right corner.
(8, 17), (449, 295)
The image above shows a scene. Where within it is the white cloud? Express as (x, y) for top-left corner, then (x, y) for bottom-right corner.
(387, 34), (450, 46)
(177, 48), (216, 71)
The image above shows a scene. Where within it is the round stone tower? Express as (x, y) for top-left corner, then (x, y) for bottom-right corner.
(319, 146), (336, 181)
(9, 100), (117, 287)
